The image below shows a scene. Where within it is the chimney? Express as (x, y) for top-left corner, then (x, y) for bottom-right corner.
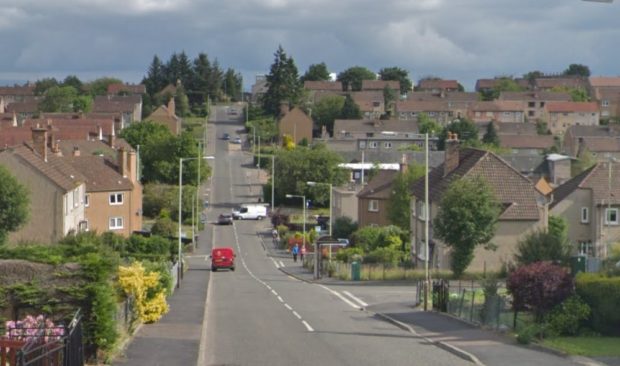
(118, 147), (128, 178)
(98, 125), (103, 140)
(31, 126), (48, 162)
(444, 131), (460, 177)
(279, 101), (289, 117)
(127, 149), (138, 183)
(167, 98), (176, 117)
(108, 134), (115, 148)
(12, 112), (17, 127)
(400, 154), (408, 173)
(72, 146), (81, 157)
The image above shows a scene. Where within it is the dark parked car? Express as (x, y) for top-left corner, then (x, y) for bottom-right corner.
(217, 213), (233, 225)
(222, 133), (230, 140)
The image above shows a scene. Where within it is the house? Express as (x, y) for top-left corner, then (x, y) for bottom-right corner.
(588, 77), (620, 120)
(575, 136), (620, 162)
(106, 83), (146, 96)
(474, 78), (529, 93)
(332, 184), (363, 224)
(409, 135), (545, 272)
(468, 101), (526, 123)
(59, 139), (142, 237)
(278, 105), (312, 144)
(0, 118), (116, 148)
(499, 134), (556, 155)
(92, 95), (142, 129)
(550, 161), (620, 258)
(0, 85), (35, 106)
(563, 125), (620, 157)
(350, 91), (385, 119)
(395, 100), (455, 125)
(146, 98), (181, 135)
(498, 91), (572, 121)
(361, 80), (400, 94)
(533, 77), (588, 91)
(544, 101), (599, 135)
(251, 75), (268, 103)
(0, 128), (87, 244)
(304, 81), (343, 92)
(416, 79), (460, 93)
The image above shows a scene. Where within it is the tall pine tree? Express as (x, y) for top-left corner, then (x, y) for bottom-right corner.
(262, 46), (302, 116)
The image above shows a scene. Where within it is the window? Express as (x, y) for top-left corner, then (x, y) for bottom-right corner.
(109, 217), (124, 230)
(528, 111), (535, 117)
(602, 100), (609, 107)
(109, 193), (124, 205)
(366, 133), (374, 138)
(581, 207), (589, 223)
(369, 141), (378, 149)
(540, 102), (545, 108)
(79, 220), (89, 232)
(528, 102), (535, 108)
(384, 142), (392, 149)
(605, 208), (619, 225)
(579, 241), (593, 256)
(368, 200), (379, 212)
(359, 141), (366, 149)
(84, 194), (90, 207)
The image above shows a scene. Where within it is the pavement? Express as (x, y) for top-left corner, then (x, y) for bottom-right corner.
(266, 233), (617, 366)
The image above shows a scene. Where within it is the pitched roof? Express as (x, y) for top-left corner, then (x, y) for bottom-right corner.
(5, 98), (40, 113)
(534, 77), (587, 89)
(551, 162), (620, 207)
(303, 81), (342, 91)
(396, 100), (451, 112)
(93, 95), (140, 113)
(418, 79), (459, 90)
(357, 170), (398, 199)
(498, 91), (572, 102)
(107, 83), (146, 95)
(63, 155), (133, 192)
(361, 80), (400, 91)
(407, 91), (479, 102)
(580, 136), (620, 153)
(470, 100), (526, 112)
(351, 91), (384, 112)
(0, 85), (35, 96)
(495, 122), (538, 135)
(410, 148), (540, 220)
(499, 134), (555, 149)
(546, 101), (599, 113)
(565, 125), (620, 138)
(333, 119), (419, 134)
(589, 77), (620, 88)
(1, 143), (85, 192)
(58, 139), (132, 160)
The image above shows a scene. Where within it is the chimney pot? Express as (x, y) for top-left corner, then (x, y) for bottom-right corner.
(72, 146), (81, 157)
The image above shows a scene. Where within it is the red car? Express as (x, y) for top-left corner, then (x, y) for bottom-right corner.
(210, 247), (236, 272)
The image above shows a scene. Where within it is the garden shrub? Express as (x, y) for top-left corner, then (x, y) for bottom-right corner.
(364, 247), (402, 264)
(118, 262), (169, 324)
(545, 295), (590, 336)
(575, 273), (620, 335)
(516, 324), (542, 345)
(335, 247), (364, 263)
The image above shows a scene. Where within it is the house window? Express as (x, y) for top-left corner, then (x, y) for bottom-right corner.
(368, 200), (379, 212)
(602, 100), (609, 107)
(384, 142), (392, 149)
(369, 142), (378, 149)
(540, 102), (545, 108)
(581, 207), (589, 223)
(605, 208), (619, 225)
(528, 102), (535, 108)
(359, 141), (366, 149)
(366, 133), (374, 138)
(486, 111), (493, 117)
(109, 193), (124, 205)
(109, 217), (124, 230)
(528, 111), (535, 117)
(475, 112), (481, 117)
(85, 194), (90, 207)
(79, 220), (89, 232)
(579, 241), (593, 256)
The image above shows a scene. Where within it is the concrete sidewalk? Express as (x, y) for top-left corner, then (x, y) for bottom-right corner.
(274, 248), (610, 366)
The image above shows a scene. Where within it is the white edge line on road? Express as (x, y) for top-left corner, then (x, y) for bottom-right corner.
(277, 296), (284, 303)
(279, 261), (285, 267)
(292, 311), (302, 319)
(343, 291), (369, 307)
(271, 289), (278, 296)
(302, 321), (314, 332)
(197, 199), (215, 366)
(284, 304), (292, 311)
(319, 285), (362, 310)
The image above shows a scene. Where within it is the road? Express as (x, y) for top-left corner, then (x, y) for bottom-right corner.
(201, 105), (471, 366)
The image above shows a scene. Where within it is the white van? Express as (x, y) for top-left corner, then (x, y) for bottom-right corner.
(232, 204), (267, 220)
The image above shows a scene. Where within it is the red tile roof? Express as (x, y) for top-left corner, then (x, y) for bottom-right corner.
(499, 134), (555, 149)
(361, 80), (400, 91)
(418, 79), (459, 90)
(546, 101), (599, 113)
(106, 83), (146, 95)
(303, 81), (343, 91)
(470, 101), (526, 112)
(589, 77), (620, 88)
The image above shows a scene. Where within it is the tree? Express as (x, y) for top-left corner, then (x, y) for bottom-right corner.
(174, 83), (190, 118)
(572, 150), (596, 177)
(38, 86), (79, 112)
(388, 164), (425, 233)
(481, 77), (525, 101)
(337, 66), (376, 91)
(262, 46), (302, 116)
(0, 166), (29, 244)
(418, 113), (443, 135)
(482, 122), (500, 147)
(563, 64), (591, 77)
(514, 230), (571, 266)
(73, 95), (93, 113)
(383, 86), (396, 117)
(437, 117), (479, 150)
(536, 119), (550, 135)
(379, 66), (412, 95)
(33, 78), (59, 96)
(87, 77), (123, 96)
(144, 55), (167, 96)
(551, 86), (589, 102)
(433, 176), (501, 277)
(340, 94), (362, 119)
(507, 261), (574, 321)
(311, 95), (345, 135)
(332, 216), (358, 241)
(301, 62), (330, 82)
(62, 75), (83, 92)
(223, 68), (242, 101)
(350, 225), (408, 260)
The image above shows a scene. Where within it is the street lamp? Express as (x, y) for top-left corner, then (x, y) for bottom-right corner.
(306, 181), (332, 237)
(286, 194), (313, 277)
(178, 155), (214, 288)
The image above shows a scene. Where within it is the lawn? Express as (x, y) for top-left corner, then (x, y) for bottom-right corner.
(542, 337), (620, 357)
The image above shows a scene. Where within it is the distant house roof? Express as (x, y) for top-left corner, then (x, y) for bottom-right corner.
(361, 80), (400, 91)
(107, 83), (146, 95)
(350, 91), (384, 112)
(0, 118), (115, 148)
(0, 85), (35, 97)
(552, 161), (620, 207)
(357, 170), (399, 199)
(303, 81), (343, 91)
(5, 97), (40, 113)
(410, 148), (540, 220)
(93, 95), (140, 113)
(63, 154), (133, 192)
(396, 100), (451, 112)
(534, 77), (587, 89)
(546, 101), (599, 113)
(407, 91), (479, 102)
(498, 91), (572, 102)
(470, 101), (526, 112)
(589, 77), (620, 88)
(499, 134), (555, 149)
(579, 136), (620, 153)
(475, 78), (529, 91)
(417, 79), (459, 90)
(333, 119), (419, 135)
(565, 125), (620, 138)
(495, 122), (538, 135)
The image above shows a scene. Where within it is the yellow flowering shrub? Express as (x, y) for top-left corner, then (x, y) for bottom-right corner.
(282, 134), (295, 150)
(118, 262), (169, 323)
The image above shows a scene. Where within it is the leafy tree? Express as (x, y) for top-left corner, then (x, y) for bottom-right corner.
(33, 77), (59, 96)
(301, 62), (330, 82)
(120, 120), (172, 148)
(514, 229), (572, 266)
(523, 70), (544, 83)
(379, 66), (412, 94)
(87, 77), (123, 96)
(433, 176), (501, 277)
(174, 83), (190, 118)
(332, 216), (358, 240)
(262, 46), (302, 116)
(418, 113), (443, 135)
(388, 163), (425, 233)
(482, 122), (500, 147)
(563, 64), (591, 77)
(144, 55), (167, 96)
(548, 215), (569, 246)
(337, 66), (376, 91)
(340, 94), (362, 119)
(312, 95), (345, 135)
(550, 86), (589, 102)
(572, 149), (596, 177)
(437, 117), (479, 150)
(38, 85), (79, 112)
(536, 119), (550, 135)
(480, 77), (526, 101)
(273, 145), (348, 205)
(383, 86), (396, 117)
(73, 95), (93, 113)
(150, 215), (178, 238)
(62, 75), (83, 92)
(248, 117), (279, 144)
(0, 166), (29, 244)
(223, 68), (242, 101)
(507, 261), (574, 321)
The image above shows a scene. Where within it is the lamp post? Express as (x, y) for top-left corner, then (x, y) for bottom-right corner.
(306, 181), (332, 237)
(178, 155), (214, 288)
(286, 194), (312, 277)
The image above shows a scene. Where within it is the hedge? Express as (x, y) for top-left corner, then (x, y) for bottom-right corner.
(575, 273), (620, 335)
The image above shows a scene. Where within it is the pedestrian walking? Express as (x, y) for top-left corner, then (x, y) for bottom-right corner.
(300, 244), (306, 263)
(292, 243), (299, 262)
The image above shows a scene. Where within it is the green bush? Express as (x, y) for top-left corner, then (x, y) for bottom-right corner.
(364, 247), (402, 264)
(545, 295), (590, 336)
(335, 247), (364, 263)
(575, 273), (620, 335)
(516, 324), (542, 344)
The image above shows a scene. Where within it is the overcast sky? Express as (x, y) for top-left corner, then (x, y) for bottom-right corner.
(1, 0), (618, 91)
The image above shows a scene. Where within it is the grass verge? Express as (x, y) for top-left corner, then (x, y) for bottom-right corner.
(542, 337), (620, 357)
